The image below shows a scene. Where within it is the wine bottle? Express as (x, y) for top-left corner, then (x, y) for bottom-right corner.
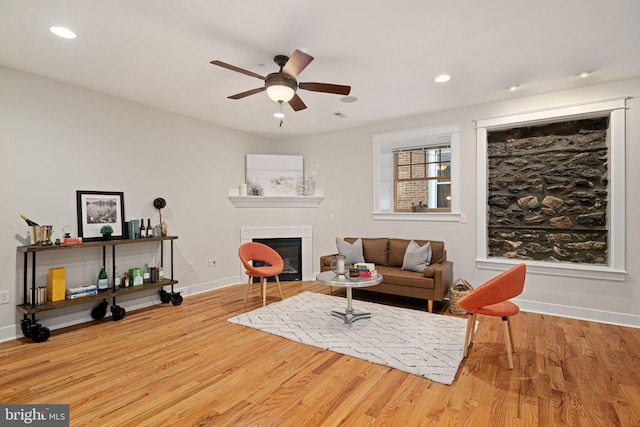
(143, 264), (151, 284)
(139, 218), (147, 238)
(98, 266), (109, 291)
(146, 219), (153, 238)
(114, 266), (121, 288)
(20, 214), (39, 226)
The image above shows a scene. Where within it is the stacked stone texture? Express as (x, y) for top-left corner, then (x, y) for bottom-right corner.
(487, 118), (609, 264)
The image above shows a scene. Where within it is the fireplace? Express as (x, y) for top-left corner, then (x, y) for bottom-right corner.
(252, 238), (302, 282)
(240, 226), (313, 281)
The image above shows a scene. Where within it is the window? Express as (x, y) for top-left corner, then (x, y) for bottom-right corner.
(372, 124), (460, 221)
(394, 146), (451, 211)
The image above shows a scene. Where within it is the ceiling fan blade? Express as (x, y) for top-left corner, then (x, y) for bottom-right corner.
(228, 87), (266, 100)
(283, 50), (314, 78)
(288, 93), (307, 111)
(210, 60), (266, 80)
(299, 82), (351, 96)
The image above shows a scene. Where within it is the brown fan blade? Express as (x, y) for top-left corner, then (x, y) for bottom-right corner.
(288, 93), (307, 111)
(228, 87), (266, 100)
(282, 50), (314, 78)
(210, 60), (266, 80)
(298, 82), (351, 96)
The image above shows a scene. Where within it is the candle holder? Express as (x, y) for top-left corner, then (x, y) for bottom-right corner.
(330, 255), (351, 278)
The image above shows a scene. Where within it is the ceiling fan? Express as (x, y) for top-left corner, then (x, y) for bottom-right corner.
(210, 49), (351, 111)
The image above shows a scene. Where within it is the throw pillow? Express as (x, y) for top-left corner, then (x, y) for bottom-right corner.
(336, 237), (365, 264)
(402, 240), (432, 273)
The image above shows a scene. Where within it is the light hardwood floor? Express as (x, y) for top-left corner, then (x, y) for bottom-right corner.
(1, 281), (639, 426)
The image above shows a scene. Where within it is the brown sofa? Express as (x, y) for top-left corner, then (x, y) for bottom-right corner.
(320, 238), (453, 312)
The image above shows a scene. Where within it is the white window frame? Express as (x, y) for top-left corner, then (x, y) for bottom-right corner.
(475, 98), (628, 281)
(372, 124), (461, 222)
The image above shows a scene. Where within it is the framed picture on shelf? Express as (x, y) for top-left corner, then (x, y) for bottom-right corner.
(76, 190), (125, 241)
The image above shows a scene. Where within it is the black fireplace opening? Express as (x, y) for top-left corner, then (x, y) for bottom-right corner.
(252, 237), (302, 282)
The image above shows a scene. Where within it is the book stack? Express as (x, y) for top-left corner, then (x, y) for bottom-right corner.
(66, 284), (98, 300)
(354, 262), (377, 278)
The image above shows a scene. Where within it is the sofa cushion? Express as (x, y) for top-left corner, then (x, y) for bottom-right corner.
(362, 238), (389, 266)
(336, 238), (365, 264)
(376, 266), (435, 289)
(389, 238), (445, 266)
(402, 241), (432, 272)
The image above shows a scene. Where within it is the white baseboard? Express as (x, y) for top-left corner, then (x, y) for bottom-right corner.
(515, 298), (640, 329)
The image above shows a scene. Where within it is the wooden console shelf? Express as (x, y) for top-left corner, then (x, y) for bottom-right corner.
(17, 236), (180, 342)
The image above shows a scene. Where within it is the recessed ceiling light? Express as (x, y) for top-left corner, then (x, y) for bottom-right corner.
(340, 96), (358, 103)
(49, 26), (77, 39)
(434, 74), (451, 83)
(508, 84), (520, 91)
(578, 71), (591, 78)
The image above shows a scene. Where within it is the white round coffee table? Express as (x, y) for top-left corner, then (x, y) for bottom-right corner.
(316, 270), (383, 326)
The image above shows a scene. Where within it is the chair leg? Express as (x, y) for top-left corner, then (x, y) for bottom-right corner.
(427, 299), (433, 313)
(506, 316), (515, 353)
(463, 313), (474, 357)
(244, 276), (253, 303)
(502, 316), (514, 369)
(468, 313), (477, 344)
(262, 277), (267, 306)
(275, 275), (283, 300)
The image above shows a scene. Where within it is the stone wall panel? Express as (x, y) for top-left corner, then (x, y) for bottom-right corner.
(487, 118), (609, 264)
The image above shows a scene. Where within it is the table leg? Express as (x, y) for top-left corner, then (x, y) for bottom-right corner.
(330, 287), (371, 326)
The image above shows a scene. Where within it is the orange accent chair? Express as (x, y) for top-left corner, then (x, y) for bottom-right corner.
(238, 242), (284, 306)
(456, 263), (526, 369)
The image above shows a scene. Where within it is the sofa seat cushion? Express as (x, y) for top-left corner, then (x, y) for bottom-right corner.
(376, 266), (435, 290)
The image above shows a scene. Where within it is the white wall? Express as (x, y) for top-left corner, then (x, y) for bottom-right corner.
(277, 78), (640, 328)
(1, 66), (638, 343)
(0, 66), (274, 340)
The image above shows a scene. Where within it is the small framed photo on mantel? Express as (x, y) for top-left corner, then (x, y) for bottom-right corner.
(76, 190), (125, 241)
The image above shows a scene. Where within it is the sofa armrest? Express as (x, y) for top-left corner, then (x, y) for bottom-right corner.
(320, 253), (338, 272)
(430, 261), (454, 301)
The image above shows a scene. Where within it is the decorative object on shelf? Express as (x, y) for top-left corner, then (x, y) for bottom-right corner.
(330, 254), (351, 278)
(304, 177), (316, 196)
(153, 197), (168, 237)
(411, 201), (428, 212)
(76, 190), (125, 241)
(239, 183), (248, 196)
(99, 225), (113, 240)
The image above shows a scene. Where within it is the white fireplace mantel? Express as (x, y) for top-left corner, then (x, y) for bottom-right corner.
(228, 195), (324, 208)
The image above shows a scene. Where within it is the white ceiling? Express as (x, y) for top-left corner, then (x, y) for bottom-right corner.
(2, 1), (639, 140)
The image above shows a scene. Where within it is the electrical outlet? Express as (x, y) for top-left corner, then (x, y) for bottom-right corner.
(207, 259), (217, 268)
(0, 290), (10, 305)
(460, 213), (467, 224)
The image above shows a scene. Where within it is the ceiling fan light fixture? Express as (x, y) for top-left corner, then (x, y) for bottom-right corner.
(265, 73), (297, 103)
(267, 85), (295, 103)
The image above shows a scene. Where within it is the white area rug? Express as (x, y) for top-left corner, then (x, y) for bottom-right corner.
(228, 292), (474, 385)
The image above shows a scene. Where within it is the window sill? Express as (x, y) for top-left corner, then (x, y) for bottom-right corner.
(476, 258), (627, 281)
(227, 195), (324, 208)
(373, 212), (461, 222)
